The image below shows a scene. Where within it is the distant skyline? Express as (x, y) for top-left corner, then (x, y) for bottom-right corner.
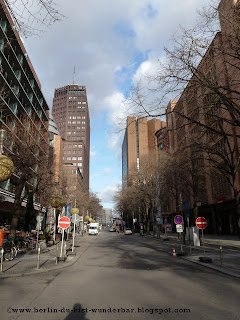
(21, 0), (210, 209)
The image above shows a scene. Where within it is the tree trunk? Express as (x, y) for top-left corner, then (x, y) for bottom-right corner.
(145, 205), (150, 235)
(9, 182), (25, 240)
(234, 196), (240, 238)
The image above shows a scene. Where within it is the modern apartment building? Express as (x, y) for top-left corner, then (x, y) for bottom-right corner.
(122, 116), (164, 184)
(52, 84), (90, 200)
(0, 2), (50, 224)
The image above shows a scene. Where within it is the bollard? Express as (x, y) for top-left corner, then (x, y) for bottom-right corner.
(55, 243), (58, 264)
(64, 242), (67, 258)
(220, 246), (223, 267)
(0, 247), (4, 273)
(37, 244), (41, 269)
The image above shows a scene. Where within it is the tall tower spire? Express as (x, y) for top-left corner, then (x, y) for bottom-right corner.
(73, 66), (75, 84)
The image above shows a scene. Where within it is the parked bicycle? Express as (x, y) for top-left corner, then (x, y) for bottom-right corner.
(3, 240), (18, 261)
(14, 236), (30, 252)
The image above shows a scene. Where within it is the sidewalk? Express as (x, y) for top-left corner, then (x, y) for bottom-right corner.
(0, 234), (95, 278)
(134, 233), (240, 279)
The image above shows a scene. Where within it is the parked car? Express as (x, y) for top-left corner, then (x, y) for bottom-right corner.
(109, 227), (116, 232)
(124, 228), (132, 235)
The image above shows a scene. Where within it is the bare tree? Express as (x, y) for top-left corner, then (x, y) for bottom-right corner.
(116, 155), (161, 233)
(3, 0), (64, 37)
(3, 115), (52, 239)
(124, 0), (240, 235)
(126, 0), (240, 132)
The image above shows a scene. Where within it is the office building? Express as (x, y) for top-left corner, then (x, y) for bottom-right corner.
(122, 116), (164, 184)
(52, 84), (90, 200)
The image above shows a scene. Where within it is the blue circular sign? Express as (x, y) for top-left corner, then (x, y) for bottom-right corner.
(174, 215), (183, 225)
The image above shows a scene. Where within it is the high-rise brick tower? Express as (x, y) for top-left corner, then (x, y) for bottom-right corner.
(52, 84), (90, 198)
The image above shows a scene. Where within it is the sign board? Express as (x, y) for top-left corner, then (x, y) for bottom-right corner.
(36, 214), (44, 231)
(174, 215), (183, 225)
(59, 216), (71, 229)
(36, 214), (44, 222)
(176, 224), (183, 233)
(36, 222), (41, 231)
(71, 215), (80, 224)
(156, 216), (163, 225)
(196, 217), (208, 229)
(183, 201), (190, 217)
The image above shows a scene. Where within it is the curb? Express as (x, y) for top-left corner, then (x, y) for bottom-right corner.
(129, 234), (240, 279)
(179, 255), (240, 279)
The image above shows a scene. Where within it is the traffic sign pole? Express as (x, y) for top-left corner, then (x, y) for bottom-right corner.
(60, 229), (64, 258)
(202, 229), (205, 257)
(72, 219), (76, 253)
(58, 216), (71, 258)
(187, 217), (191, 255)
(196, 217), (208, 257)
(53, 208), (56, 243)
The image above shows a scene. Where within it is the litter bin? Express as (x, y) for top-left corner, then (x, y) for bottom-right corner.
(0, 229), (4, 247)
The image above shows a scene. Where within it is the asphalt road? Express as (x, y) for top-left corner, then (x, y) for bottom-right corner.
(1, 230), (239, 320)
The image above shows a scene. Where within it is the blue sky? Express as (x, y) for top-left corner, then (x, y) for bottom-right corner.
(21, 0), (210, 209)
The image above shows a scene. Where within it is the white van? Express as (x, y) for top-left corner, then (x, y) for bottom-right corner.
(88, 223), (99, 235)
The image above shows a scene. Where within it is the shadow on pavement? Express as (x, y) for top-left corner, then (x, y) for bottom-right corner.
(65, 303), (89, 320)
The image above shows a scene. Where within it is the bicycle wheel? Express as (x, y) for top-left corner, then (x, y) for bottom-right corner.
(17, 240), (28, 251)
(23, 241), (29, 250)
(4, 248), (15, 261)
(12, 246), (18, 258)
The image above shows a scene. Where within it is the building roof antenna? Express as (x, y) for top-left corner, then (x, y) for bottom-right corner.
(73, 65), (75, 84)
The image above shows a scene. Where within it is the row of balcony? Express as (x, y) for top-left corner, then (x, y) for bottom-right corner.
(0, 16), (48, 124)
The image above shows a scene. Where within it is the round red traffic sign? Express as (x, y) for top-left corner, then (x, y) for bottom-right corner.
(59, 216), (70, 229)
(196, 217), (208, 229)
(174, 215), (183, 225)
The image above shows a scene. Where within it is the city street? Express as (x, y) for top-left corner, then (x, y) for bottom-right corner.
(0, 230), (239, 320)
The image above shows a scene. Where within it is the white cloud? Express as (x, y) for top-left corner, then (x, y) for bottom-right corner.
(97, 185), (119, 204)
(19, 0), (211, 195)
(101, 91), (128, 158)
(103, 168), (111, 175)
(90, 150), (96, 158)
(90, 173), (99, 180)
(24, 0), (210, 112)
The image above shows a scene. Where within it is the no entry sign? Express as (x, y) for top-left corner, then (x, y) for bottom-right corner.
(196, 217), (208, 229)
(174, 215), (183, 225)
(59, 216), (70, 229)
